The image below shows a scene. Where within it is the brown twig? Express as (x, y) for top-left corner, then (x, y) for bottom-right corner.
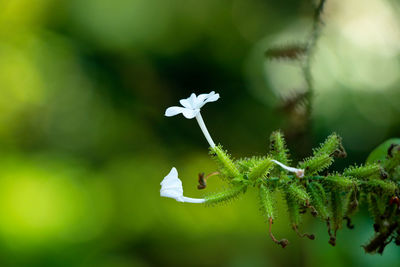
(269, 218), (289, 248)
(326, 219), (336, 246)
(306, 200), (318, 217)
(292, 224), (315, 240)
(344, 216), (354, 229)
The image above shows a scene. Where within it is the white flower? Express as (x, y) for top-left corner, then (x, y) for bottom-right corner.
(165, 91), (220, 119)
(165, 91), (219, 148)
(160, 167), (205, 203)
(271, 159), (305, 178)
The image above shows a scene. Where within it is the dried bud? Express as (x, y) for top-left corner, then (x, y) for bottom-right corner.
(197, 173), (206, 190)
(278, 239), (289, 248)
(329, 237), (336, 246)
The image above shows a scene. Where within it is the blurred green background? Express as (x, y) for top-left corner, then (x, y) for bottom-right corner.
(0, 0), (400, 266)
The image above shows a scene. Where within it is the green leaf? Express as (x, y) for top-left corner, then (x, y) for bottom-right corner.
(366, 138), (400, 164)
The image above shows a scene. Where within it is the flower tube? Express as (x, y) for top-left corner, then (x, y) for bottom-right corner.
(271, 159), (305, 178)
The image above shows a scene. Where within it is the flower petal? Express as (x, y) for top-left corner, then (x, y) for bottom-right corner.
(181, 108), (199, 119)
(195, 93), (209, 107)
(205, 92), (219, 103)
(160, 167), (178, 185)
(160, 167), (184, 199)
(198, 91), (220, 108)
(179, 99), (192, 109)
(165, 106), (186, 117)
(188, 93), (197, 108)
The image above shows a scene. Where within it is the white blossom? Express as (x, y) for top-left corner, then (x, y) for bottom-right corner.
(165, 91), (219, 119)
(160, 167), (205, 203)
(165, 91), (219, 147)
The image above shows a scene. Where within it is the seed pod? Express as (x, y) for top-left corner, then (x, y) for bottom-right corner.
(313, 133), (343, 157)
(205, 184), (247, 206)
(259, 184), (275, 220)
(344, 164), (381, 180)
(330, 191), (344, 232)
(270, 130), (290, 166)
(210, 145), (240, 179)
(324, 175), (354, 190)
(307, 182), (329, 220)
(249, 158), (274, 181)
(299, 154), (333, 175)
(285, 192), (302, 226)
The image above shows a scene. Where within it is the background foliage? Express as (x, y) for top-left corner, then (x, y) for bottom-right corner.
(0, 0), (400, 266)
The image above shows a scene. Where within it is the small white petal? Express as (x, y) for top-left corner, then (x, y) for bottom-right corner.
(204, 92), (219, 103)
(196, 91), (213, 106)
(198, 91), (220, 108)
(181, 108), (199, 119)
(195, 93), (209, 106)
(188, 93), (197, 107)
(160, 167), (178, 185)
(179, 99), (193, 109)
(165, 106), (185, 117)
(197, 91), (214, 100)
